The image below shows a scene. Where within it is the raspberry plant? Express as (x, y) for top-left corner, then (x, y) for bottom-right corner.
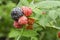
(9, 0), (60, 40)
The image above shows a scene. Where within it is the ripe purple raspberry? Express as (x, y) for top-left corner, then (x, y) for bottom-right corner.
(11, 7), (23, 21)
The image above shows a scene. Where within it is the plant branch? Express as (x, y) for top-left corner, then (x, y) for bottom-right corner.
(39, 32), (45, 40)
(16, 29), (24, 40)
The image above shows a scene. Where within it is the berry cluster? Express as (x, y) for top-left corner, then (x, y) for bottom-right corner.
(11, 6), (34, 30)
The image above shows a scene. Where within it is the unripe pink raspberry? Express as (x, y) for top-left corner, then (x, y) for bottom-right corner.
(13, 21), (22, 28)
(18, 16), (28, 25)
(21, 6), (32, 16)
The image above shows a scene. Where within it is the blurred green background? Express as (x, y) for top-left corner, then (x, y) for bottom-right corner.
(0, 0), (19, 39)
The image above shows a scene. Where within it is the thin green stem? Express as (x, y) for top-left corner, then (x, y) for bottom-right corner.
(39, 32), (45, 40)
(16, 29), (24, 40)
(17, 35), (21, 40)
(48, 22), (60, 30)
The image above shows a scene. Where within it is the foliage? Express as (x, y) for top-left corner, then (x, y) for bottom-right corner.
(0, 0), (60, 40)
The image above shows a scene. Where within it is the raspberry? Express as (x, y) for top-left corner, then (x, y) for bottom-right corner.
(26, 25), (33, 30)
(21, 6), (32, 16)
(11, 7), (23, 21)
(58, 32), (60, 38)
(18, 16), (28, 25)
(13, 21), (22, 28)
(28, 18), (35, 25)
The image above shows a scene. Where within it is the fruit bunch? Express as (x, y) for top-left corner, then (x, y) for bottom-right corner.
(11, 6), (35, 30)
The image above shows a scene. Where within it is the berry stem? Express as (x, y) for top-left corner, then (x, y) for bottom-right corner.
(16, 0), (21, 7)
(16, 29), (24, 40)
(39, 32), (45, 40)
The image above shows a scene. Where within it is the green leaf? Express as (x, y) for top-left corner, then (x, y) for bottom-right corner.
(32, 8), (42, 20)
(48, 10), (58, 20)
(42, 27), (58, 40)
(29, 0), (35, 9)
(22, 30), (38, 37)
(8, 29), (21, 38)
(35, 1), (60, 9)
(53, 19), (60, 27)
(20, 36), (31, 40)
(38, 16), (51, 26)
(31, 37), (38, 40)
(17, 0), (29, 7)
(27, 0), (32, 3)
(56, 8), (60, 17)
(33, 23), (43, 32)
